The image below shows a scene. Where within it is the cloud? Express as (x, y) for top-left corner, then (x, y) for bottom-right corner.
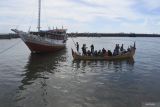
(0, 0), (160, 33)
(141, 0), (160, 9)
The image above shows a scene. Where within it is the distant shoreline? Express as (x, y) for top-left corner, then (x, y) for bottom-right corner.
(67, 33), (160, 37)
(1, 33), (160, 39)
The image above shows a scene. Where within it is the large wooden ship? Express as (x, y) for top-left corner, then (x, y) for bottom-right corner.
(12, 0), (67, 53)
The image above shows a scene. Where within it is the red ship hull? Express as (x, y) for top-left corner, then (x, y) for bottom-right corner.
(25, 41), (65, 53)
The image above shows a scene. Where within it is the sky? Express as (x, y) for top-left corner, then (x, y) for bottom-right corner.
(0, 0), (160, 33)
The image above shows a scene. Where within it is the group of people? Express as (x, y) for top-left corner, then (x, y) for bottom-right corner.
(113, 44), (134, 56)
(113, 44), (123, 56)
(76, 42), (132, 57)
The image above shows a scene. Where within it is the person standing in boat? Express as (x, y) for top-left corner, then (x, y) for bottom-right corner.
(90, 44), (94, 55)
(76, 42), (79, 52)
(82, 44), (87, 55)
(117, 44), (120, 55)
(115, 44), (120, 55)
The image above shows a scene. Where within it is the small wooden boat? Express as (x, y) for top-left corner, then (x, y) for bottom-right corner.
(72, 43), (136, 60)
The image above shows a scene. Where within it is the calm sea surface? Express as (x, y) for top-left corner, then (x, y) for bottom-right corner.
(0, 37), (160, 107)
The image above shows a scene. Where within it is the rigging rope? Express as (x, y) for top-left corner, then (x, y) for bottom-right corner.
(71, 36), (77, 48)
(0, 40), (21, 55)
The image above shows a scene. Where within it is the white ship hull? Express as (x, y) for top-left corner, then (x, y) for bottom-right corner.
(12, 29), (67, 53)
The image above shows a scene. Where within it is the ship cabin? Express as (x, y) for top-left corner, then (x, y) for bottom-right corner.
(29, 28), (67, 40)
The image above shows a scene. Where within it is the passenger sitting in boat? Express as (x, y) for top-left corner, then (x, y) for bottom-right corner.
(98, 50), (102, 56)
(113, 49), (117, 56)
(87, 50), (91, 56)
(123, 49), (127, 54)
(94, 50), (98, 56)
(108, 50), (112, 56)
(127, 47), (131, 52)
(120, 44), (123, 51)
(102, 48), (106, 54)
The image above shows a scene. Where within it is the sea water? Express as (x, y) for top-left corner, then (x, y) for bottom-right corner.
(0, 37), (160, 107)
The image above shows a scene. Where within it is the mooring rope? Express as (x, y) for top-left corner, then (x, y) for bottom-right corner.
(71, 36), (77, 48)
(0, 40), (21, 55)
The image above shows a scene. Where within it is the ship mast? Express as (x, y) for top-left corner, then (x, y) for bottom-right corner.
(37, 0), (41, 32)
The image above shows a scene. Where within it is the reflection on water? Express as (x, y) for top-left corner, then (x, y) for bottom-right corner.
(16, 50), (67, 107)
(72, 58), (134, 72)
(20, 50), (66, 90)
(70, 59), (137, 107)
